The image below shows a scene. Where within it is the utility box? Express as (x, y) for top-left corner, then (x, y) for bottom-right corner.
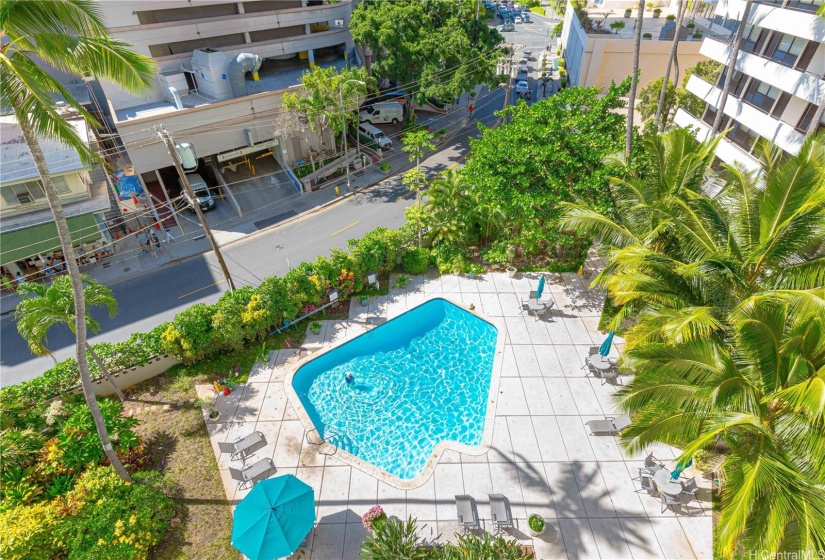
(158, 70), (189, 102)
(190, 48), (232, 101)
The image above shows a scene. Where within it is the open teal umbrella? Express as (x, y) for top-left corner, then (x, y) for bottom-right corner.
(232, 474), (315, 560)
(535, 275), (546, 299)
(599, 331), (615, 357)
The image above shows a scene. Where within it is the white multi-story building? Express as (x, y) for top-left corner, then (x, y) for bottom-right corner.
(79, 0), (357, 216)
(675, 0), (825, 171)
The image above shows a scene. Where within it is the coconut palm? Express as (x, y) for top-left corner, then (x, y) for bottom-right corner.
(2, 0), (155, 481)
(402, 128), (436, 246)
(617, 291), (825, 557)
(559, 128), (723, 254)
(625, 0), (645, 159)
(710, 0), (755, 135)
(654, 0), (687, 132)
(15, 275), (125, 403)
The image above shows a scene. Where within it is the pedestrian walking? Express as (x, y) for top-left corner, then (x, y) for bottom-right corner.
(149, 231), (161, 257)
(163, 228), (176, 243)
(137, 229), (149, 253)
(468, 103), (474, 118)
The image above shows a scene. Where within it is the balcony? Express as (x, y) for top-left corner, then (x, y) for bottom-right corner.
(674, 108), (762, 172)
(701, 37), (824, 104)
(685, 74), (806, 155)
(112, 2), (352, 49)
(714, 0), (825, 42)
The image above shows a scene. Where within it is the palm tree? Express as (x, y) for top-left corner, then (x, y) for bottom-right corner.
(2, 0), (155, 481)
(423, 168), (474, 247)
(616, 292), (825, 556)
(15, 275), (126, 403)
(625, 0), (645, 160)
(401, 128), (436, 246)
(710, 0), (754, 135)
(559, 128), (723, 254)
(654, 0), (687, 132)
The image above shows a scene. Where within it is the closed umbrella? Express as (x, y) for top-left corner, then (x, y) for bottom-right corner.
(671, 458), (694, 480)
(535, 275), (546, 299)
(599, 331), (615, 357)
(232, 474), (315, 560)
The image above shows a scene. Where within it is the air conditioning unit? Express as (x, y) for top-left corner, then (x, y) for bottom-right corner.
(159, 70), (189, 102)
(16, 193), (33, 204)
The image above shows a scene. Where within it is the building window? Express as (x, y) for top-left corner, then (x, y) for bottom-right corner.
(740, 24), (766, 54)
(728, 122), (761, 153)
(0, 177), (71, 206)
(784, 0), (823, 13)
(743, 80), (781, 113)
(764, 33), (807, 67)
(796, 102), (825, 133)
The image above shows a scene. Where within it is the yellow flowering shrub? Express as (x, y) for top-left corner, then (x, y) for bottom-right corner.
(0, 501), (63, 560)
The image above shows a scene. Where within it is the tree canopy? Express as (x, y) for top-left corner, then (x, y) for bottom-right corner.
(350, 0), (501, 107)
(461, 79), (635, 256)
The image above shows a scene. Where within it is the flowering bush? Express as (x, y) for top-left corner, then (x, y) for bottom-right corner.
(362, 505), (387, 532)
(337, 269), (356, 299)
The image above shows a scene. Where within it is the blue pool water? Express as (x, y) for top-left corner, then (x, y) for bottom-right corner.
(292, 299), (498, 480)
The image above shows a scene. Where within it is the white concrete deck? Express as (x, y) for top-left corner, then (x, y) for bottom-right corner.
(204, 252), (713, 559)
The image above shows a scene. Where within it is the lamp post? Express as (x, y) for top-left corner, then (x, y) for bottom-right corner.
(338, 79), (365, 193)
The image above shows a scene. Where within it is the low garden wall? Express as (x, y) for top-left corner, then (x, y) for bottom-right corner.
(70, 354), (181, 397)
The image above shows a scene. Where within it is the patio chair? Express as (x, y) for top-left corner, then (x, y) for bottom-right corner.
(585, 414), (632, 435)
(228, 457), (276, 490)
(636, 470), (656, 495)
(455, 495), (480, 532)
(218, 431), (267, 463)
(600, 366), (623, 386)
(678, 481), (702, 514)
(488, 494), (513, 533)
(660, 492), (682, 513)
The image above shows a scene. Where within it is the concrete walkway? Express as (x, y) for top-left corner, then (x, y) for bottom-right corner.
(203, 253), (713, 559)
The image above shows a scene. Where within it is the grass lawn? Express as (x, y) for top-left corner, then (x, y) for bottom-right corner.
(125, 374), (237, 559)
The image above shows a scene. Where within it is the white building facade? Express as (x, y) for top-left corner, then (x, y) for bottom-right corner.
(674, 0), (825, 171)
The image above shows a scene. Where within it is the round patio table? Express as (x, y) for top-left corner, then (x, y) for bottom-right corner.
(527, 300), (547, 312)
(653, 468), (683, 496)
(590, 355), (613, 370)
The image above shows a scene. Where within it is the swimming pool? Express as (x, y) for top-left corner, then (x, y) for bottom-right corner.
(291, 298), (498, 480)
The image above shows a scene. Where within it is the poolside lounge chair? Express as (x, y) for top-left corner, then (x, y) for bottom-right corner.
(218, 431), (267, 463)
(229, 457), (276, 490)
(585, 414), (632, 435)
(488, 494), (513, 533)
(455, 495), (480, 532)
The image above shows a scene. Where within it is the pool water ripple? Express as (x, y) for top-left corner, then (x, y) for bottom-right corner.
(292, 299), (498, 480)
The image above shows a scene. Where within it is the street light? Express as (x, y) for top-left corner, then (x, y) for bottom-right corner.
(338, 79), (366, 193)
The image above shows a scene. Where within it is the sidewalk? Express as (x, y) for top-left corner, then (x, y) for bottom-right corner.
(0, 107), (474, 316)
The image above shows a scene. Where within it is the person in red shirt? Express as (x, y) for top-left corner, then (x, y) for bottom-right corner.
(468, 103), (474, 118)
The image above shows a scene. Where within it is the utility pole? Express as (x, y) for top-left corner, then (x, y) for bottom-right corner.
(156, 126), (236, 291)
(500, 49), (514, 125)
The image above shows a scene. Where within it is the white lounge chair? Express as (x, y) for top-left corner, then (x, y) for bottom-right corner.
(585, 414), (631, 435)
(489, 494), (513, 533)
(229, 457), (276, 490)
(455, 495), (480, 532)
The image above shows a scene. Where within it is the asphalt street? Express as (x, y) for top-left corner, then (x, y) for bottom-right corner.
(0, 16), (559, 386)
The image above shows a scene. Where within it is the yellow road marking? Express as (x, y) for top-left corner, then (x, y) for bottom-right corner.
(331, 221), (360, 236)
(178, 279), (226, 299)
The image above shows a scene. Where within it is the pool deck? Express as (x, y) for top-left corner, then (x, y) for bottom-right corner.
(203, 251), (713, 559)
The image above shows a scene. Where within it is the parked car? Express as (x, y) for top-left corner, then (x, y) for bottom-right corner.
(518, 60), (529, 73)
(515, 80), (531, 98)
(180, 173), (216, 212)
(515, 15), (524, 24)
(358, 123), (393, 150)
(499, 22), (515, 32)
(522, 49), (533, 60)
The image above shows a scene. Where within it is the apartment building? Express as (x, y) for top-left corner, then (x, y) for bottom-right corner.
(84, 0), (356, 217)
(674, 0), (825, 171)
(0, 114), (113, 278)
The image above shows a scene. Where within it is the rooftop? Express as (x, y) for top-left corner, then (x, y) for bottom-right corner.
(204, 255), (713, 559)
(114, 57), (347, 123)
(0, 114), (89, 184)
(582, 6), (718, 40)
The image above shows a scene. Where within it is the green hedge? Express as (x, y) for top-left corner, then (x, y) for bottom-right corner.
(0, 228), (412, 402)
(530, 6), (546, 15)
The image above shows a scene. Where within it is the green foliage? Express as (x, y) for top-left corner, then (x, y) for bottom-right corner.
(528, 514), (545, 532)
(348, 227), (405, 275)
(402, 247), (431, 274)
(530, 6), (546, 15)
(350, 0), (501, 118)
(0, 428), (46, 472)
(462, 82), (632, 264)
(435, 532), (531, 559)
(635, 76), (699, 128)
(57, 467), (175, 560)
(161, 303), (218, 364)
(609, 20), (625, 33)
(0, 501), (62, 560)
(360, 516), (427, 560)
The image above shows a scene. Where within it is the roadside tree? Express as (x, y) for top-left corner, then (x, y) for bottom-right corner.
(1, 0), (156, 482)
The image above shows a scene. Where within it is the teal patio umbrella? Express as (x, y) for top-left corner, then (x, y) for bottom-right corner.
(232, 474), (315, 560)
(599, 331), (615, 357)
(535, 275), (546, 299)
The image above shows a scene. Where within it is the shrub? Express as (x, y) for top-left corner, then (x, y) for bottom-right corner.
(360, 516), (426, 560)
(666, 14), (676, 20)
(686, 21), (695, 28)
(653, 8), (662, 13)
(402, 247), (431, 275)
(0, 501), (63, 560)
(349, 227), (404, 275)
(58, 467), (176, 560)
(380, 162), (391, 172)
(161, 303), (218, 363)
(643, 32), (652, 38)
(0, 428), (46, 472)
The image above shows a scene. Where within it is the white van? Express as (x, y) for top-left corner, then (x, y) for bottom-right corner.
(359, 102), (404, 125)
(358, 123), (393, 150)
(179, 173), (215, 212)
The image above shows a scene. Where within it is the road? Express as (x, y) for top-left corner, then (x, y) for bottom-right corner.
(0, 17), (558, 386)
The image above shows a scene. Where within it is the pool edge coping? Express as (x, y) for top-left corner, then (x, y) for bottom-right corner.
(282, 295), (506, 490)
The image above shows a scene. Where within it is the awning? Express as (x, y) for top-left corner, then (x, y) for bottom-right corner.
(1, 214), (101, 265)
